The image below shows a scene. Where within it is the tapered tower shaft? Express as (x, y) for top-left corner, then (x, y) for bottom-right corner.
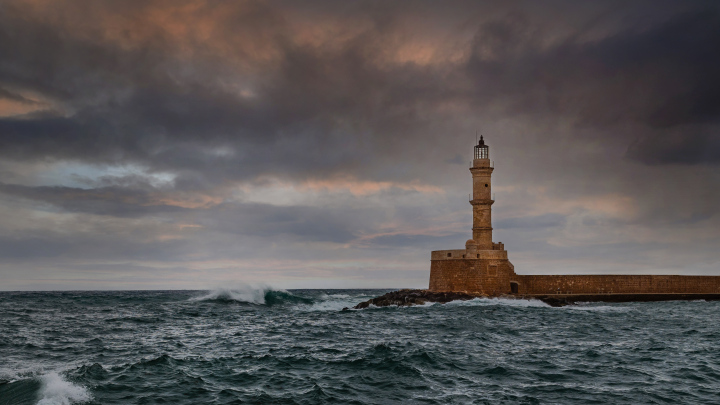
(470, 136), (493, 250)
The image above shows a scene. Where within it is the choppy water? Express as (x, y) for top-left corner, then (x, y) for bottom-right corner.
(1, 288), (720, 404)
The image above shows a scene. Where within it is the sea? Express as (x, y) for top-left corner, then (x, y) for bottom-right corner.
(1, 288), (719, 405)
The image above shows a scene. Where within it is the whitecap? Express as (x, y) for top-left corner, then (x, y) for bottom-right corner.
(299, 296), (373, 312)
(36, 371), (91, 405)
(564, 305), (632, 313)
(444, 297), (550, 308)
(346, 296), (551, 311)
(301, 300), (356, 311)
(189, 285), (279, 304)
(326, 294), (351, 298)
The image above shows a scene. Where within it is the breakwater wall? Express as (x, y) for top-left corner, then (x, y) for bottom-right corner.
(514, 274), (720, 295)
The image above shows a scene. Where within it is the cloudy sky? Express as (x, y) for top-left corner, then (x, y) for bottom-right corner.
(1, 0), (719, 290)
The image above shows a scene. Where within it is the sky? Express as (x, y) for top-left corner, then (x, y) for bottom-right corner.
(1, 0), (720, 290)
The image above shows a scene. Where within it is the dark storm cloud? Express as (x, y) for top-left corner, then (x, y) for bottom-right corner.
(1, 0), (718, 185)
(0, 0), (708, 196)
(465, 9), (720, 164)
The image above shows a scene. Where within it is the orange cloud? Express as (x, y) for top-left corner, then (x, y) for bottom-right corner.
(149, 193), (224, 209)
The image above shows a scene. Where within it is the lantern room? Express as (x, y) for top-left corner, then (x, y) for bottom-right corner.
(474, 136), (489, 159)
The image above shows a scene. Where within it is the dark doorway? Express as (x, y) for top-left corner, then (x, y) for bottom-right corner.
(510, 282), (519, 294)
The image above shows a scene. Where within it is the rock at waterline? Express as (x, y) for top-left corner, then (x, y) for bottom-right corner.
(352, 289), (486, 309)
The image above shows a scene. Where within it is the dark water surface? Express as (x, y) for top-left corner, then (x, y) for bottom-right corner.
(1, 289), (719, 404)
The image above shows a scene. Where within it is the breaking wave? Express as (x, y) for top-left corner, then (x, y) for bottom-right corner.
(190, 286), (313, 306)
(0, 370), (91, 405)
(36, 372), (91, 405)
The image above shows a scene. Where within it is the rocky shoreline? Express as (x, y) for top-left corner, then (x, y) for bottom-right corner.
(348, 289), (720, 310)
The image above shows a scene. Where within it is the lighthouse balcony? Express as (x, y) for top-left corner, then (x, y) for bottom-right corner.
(469, 198), (495, 205)
(469, 194), (495, 205)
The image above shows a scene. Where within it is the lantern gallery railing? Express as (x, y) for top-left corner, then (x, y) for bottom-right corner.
(469, 193), (495, 202)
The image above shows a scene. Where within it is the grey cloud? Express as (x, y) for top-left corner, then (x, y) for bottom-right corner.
(1, 0), (720, 288)
(496, 213), (566, 229)
(465, 9), (720, 164)
(625, 124), (720, 165)
(198, 202), (360, 243)
(0, 87), (36, 104)
(0, 182), (188, 217)
(0, 230), (192, 262)
(356, 233), (468, 250)
(0, 236), (71, 259)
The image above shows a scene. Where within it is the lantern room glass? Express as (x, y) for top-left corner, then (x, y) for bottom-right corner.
(474, 144), (488, 159)
(474, 136), (489, 159)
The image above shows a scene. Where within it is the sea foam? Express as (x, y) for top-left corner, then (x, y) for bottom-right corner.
(36, 372), (91, 405)
(189, 285), (275, 304)
(444, 297), (551, 308)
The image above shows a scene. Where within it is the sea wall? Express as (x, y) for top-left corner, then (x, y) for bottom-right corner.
(514, 275), (720, 295)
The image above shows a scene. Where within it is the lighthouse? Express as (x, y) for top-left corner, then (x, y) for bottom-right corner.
(426, 136), (720, 299)
(470, 136), (494, 250)
(429, 136), (515, 295)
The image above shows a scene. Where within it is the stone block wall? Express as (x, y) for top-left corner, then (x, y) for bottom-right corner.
(429, 258), (514, 295)
(514, 275), (720, 295)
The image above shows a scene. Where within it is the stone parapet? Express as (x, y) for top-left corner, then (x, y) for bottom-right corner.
(430, 250), (468, 260)
(431, 249), (508, 260)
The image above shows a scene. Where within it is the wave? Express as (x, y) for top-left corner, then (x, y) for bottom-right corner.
(301, 298), (362, 312)
(427, 297), (551, 308)
(190, 286), (269, 304)
(190, 286), (313, 306)
(299, 292), (380, 312)
(319, 293), (351, 299)
(350, 296), (551, 311)
(36, 372), (91, 405)
(0, 374), (40, 405)
(472, 297), (551, 308)
(564, 305), (632, 313)
(0, 371), (91, 405)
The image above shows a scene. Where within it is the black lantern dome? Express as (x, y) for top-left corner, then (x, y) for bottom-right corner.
(474, 136), (489, 159)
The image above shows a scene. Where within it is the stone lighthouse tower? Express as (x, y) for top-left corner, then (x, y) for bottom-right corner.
(428, 136), (515, 295)
(470, 136), (494, 250)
